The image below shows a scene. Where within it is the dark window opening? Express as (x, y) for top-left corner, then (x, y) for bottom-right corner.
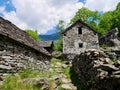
(64, 33), (66, 36)
(79, 43), (83, 48)
(78, 27), (82, 34)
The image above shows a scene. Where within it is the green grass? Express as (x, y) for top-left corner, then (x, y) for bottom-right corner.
(0, 58), (63, 90)
(0, 75), (38, 90)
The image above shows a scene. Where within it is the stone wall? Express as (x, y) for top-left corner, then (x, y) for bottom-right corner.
(73, 49), (120, 90)
(0, 35), (51, 74)
(104, 50), (120, 61)
(0, 34), (51, 61)
(0, 50), (50, 80)
(63, 23), (99, 55)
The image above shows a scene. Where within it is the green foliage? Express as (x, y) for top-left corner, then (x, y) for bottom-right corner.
(53, 38), (63, 51)
(1, 75), (36, 90)
(19, 69), (41, 79)
(54, 20), (64, 51)
(1, 69), (55, 90)
(0, 58), (91, 90)
(112, 2), (120, 36)
(71, 7), (100, 23)
(58, 20), (65, 34)
(98, 2), (120, 36)
(71, 3), (120, 36)
(71, 7), (101, 33)
(99, 11), (113, 32)
(24, 30), (40, 42)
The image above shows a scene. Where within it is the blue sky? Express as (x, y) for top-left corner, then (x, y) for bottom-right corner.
(0, 0), (119, 35)
(0, 0), (15, 12)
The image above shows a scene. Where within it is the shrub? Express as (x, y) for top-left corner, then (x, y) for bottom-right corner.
(24, 30), (40, 42)
(53, 38), (63, 51)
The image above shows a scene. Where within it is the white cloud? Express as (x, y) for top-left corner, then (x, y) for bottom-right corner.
(0, 6), (5, 13)
(85, 0), (120, 12)
(2, 0), (83, 34)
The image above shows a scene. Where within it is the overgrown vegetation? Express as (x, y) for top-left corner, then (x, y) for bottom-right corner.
(24, 30), (40, 42)
(53, 38), (63, 51)
(71, 2), (120, 36)
(0, 58), (94, 90)
(53, 20), (64, 51)
(53, 3), (120, 52)
(0, 75), (38, 90)
(0, 58), (74, 90)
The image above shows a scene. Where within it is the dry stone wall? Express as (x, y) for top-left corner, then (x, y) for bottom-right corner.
(0, 50), (50, 80)
(0, 35), (50, 61)
(0, 34), (51, 80)
(73, 49), (120, 90)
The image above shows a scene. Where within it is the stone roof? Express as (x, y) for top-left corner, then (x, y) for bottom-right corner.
(62, 19), (97, 34)
(99, 28), (120, 50)
(39, 41), (53, 47)
(0, 17), (51, 56)
(99, 28), (119, 39)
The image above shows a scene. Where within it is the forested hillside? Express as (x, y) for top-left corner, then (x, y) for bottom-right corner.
(71, 2), (120, 36)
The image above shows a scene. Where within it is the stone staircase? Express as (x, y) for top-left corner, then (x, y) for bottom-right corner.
(49, 59), (77, 90)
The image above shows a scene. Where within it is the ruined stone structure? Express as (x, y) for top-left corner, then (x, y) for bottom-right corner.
(73, 49), (120, 90)
(99, 28), (120, 60)
(0, 17), (51, 72)
(63, 20), (99, 56)
(99, 28), (120, 49)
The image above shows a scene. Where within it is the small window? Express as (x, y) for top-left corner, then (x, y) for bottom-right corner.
(64, 33), (66, 36)
(78, 27), (82, 34)
(79, 43), (83, 48)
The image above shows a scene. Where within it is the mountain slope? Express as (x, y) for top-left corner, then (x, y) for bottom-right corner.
(39, 33), (60, 41)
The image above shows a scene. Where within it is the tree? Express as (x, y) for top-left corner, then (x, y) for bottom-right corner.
(98, 11), (113, 35)
(71, 7), (101, 34)
(112, 2), (120, 36)
(24, 30), (40, 42)
(53, 20), (65, 51)
(98, 2), (120, 36)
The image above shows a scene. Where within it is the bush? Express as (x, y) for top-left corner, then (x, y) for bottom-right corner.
(24, 30), (40, 42)
(53, 38), (63, 51)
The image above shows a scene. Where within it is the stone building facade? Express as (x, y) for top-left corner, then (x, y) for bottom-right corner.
(0, 17), (51, 72)
(63, 20), (99, 55)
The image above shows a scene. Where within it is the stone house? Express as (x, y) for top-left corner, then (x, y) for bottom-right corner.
(0, 17), (51, 71)
(63, 20), (99, 56)
(39, 41), (54, 53)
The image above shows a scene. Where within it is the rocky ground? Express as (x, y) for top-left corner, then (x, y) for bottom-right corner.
(49, 59), (77, 90)
(0, 58), (77, 90)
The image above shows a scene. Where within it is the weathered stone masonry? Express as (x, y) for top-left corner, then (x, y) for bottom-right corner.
(0, 17), (51, 75)
(62, 20), (99, 60)
(63, 20), (99, 55)
(0, 34), (49, 61)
